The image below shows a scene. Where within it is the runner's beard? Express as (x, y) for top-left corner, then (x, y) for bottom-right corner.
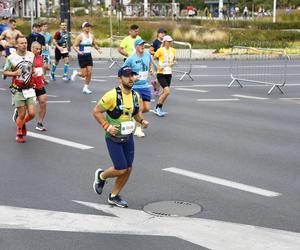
(122, 80), (133, 90)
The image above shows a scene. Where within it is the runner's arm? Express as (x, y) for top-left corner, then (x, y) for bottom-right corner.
(92, 105), (119, 136)
(0, 30), (6, 41)
(134, 99), (149, 129)
(72, 34), (83, 55)
(92, 36), (102, 54)
(118, 46), (128, 57)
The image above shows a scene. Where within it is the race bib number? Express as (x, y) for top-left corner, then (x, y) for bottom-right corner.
(84, 46), (92, 53)
(163, 66), (172, 75)
(9, 47), (16, 54)
(35, 67), (43, 76)
(61, 48), (68, 54)
(138, 71), (148, 81)
(22, 88), (36, 99)
(120, 121), (135, 135)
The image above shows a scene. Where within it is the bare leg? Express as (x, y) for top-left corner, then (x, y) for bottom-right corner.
(37, 94), (47, 124)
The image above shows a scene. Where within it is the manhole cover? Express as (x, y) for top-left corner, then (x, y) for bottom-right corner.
(143, 201), (202, 217)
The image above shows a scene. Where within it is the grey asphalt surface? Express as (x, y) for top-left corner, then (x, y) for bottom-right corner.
(0, 58), (300, 250)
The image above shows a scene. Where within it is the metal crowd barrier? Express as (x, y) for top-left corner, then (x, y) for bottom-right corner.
(228, 46), (290, 94)
(109, 35), (126, 68)
(172, 41), (193, 81)
(108, 37), (193, 81)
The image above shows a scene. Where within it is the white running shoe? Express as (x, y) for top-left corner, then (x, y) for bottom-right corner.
(83, 87), (92, 94)
(134, 125), (145, 137)
(71, 70), (78, 81)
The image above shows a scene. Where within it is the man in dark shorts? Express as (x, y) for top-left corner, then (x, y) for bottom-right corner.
(26, 23), (45, 52)
(71, 22), (102, 94)
(50, 22), (71, 81)
(92, 66), (149, 208)
(31, 41), (48, 131)
(149, 28), (166, 96)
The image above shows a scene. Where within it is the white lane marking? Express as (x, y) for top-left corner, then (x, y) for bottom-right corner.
(47, 94), (59, 98)
(232, 95), (269, 100)
(280, 97), (300, 100)
(47, 100), (71, 104)
(175, 87), (208, 93)
(91, 101), (97, 103)
(163, 167), (281, 197)
(197, 98), (240, 102)
(91, 78), (107, 82)
(0, 200), (299, 249)
(27, 132), (93, 150)
(0, 88), (6, 91)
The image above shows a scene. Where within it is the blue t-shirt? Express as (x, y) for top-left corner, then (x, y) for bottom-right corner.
(0, 24), (9, 35)
(41, 32), (52, 56)
(123, 51), (152, 89)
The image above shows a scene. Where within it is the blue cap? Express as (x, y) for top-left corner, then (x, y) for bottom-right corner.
(134, 38), (145, 47)
(118, 66), (138, 77)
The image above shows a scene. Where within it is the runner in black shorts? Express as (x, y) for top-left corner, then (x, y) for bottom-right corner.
(152, 35), (176, 117)
(50, 22), (71, 81)
(71, 22), (102, 94)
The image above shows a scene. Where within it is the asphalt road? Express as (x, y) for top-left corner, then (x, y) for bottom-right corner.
(0, 58), (300, 250)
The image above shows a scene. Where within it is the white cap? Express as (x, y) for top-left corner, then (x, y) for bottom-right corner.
(82, 22), (91, 28)
(162, 35), (173, 42)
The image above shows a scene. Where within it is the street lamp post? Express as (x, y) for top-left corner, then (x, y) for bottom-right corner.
(31, 0), (34, 27)
(273, 0), (277, 23)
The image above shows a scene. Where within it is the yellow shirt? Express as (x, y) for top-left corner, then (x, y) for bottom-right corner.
(98, 88), (140, 136)
(154, 47), (176, 74)
(120, 35), (141, 57)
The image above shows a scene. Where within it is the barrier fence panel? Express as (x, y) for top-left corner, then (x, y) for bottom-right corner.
(109, 35), (125, 68)
(172, 41), (193, 81)
(228, 46), (290, 94)
(108, 37), (193, 81)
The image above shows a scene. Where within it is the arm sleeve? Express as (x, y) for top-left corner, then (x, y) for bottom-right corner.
(120, 37), (127, 48)
(98, 91), (114, 111)
(154, 48), (161, 58)
(53, 32), (60, 40)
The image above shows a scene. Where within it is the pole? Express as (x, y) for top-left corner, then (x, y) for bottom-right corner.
(144, 0), (148, 17)
(31, 0), (34, 27)
(219, 0), (223, 19)
(273, 0), (277, 23)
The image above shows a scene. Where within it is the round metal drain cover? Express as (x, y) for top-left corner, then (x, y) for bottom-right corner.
(143, 201), (202, 217)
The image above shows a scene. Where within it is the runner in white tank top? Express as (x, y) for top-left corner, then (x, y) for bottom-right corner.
(71, 22), (102, 94)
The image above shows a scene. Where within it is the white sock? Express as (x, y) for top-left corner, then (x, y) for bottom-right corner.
(84, 84), (89, 90)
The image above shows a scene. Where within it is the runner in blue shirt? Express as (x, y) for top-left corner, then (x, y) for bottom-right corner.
(123, 38), (154, 137)
(40, 22), (52, 82)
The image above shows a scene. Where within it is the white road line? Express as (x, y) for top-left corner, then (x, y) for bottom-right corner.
(1, 201), (300, 249)
(0, 88), (6, 91)
(91, 101), (97, 103)
(91, 79), (107, 82)
(47, 94), (59, 98)
(47, 100), (71, 103)
(232, 95), (269, 100)
(163, 167), (281, 197)
(27, 132), (94, 150)
(175, 87), (208, 93)
(280, 97), (300, 100)
(197, 98), (240, 102)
